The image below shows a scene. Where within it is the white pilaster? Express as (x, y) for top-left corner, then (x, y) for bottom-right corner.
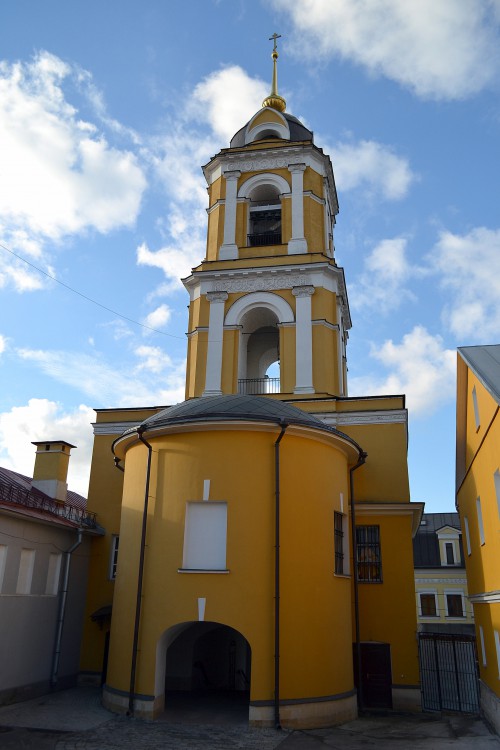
(203, 291), (228, 396)
(293, 285), (315, 394)
(288, 163), (307, 254)
(220, 171), (241, 260)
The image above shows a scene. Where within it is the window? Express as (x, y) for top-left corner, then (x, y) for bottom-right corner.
(248, 206), (281, 246)
(334, 511), (344, 575)
(182, 502), (227, 571)
(479, 625), (487, 667)
(45, 553), (62, 595)
(110, 535), (119, 580)
(356, 525), (382, 582)
(476, 496), (485, 545)
(17, 549), (35, 595)
(419, 592), (438, 617)
(445, 542), (455, 565)
(446, 593), (464, 618)
(472, 385), (480, 430)
(494, 470), (500, 519)
(464, 516), (471, 556)
(495, 631), (500, 679)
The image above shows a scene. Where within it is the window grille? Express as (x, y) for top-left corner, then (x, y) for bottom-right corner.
(334, 511), (344, 575)
(356, 525), (382, 582)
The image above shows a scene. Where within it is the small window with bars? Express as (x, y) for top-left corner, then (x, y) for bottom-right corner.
(356, 525), (382, 583)
(334, 511), (344, 575)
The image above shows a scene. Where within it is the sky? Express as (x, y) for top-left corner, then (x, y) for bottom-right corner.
(0, 0), (499, 511)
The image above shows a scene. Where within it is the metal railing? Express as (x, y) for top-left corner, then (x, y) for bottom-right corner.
(238, 377), (281, 395)
(247, 232), (282, 247)
(0, 477), (97, 528)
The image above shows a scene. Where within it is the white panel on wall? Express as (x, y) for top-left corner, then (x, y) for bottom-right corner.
(0, 545), (7, 592)
(17, 549), (35, 595)
(183, 502), (227, 570)
(46, 553), (62, 595)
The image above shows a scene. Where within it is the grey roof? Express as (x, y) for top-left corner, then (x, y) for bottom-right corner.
(230, 112), (313, 148)
(0, 466), (86, 509)
(137, 395), (360, 451)
(413, 512), (464, 568)
(458, 345), (500, 405)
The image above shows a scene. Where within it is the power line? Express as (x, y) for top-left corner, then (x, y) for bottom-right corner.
(0, 241), (186, 340)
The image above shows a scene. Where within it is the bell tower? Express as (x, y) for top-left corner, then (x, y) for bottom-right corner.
(183, 37), (351, 400)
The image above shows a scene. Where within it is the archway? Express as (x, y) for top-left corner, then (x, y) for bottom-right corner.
(160, 622), (251, 723)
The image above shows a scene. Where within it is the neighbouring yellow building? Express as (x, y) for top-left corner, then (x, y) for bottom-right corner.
(79, 45), (423, 728)
(456, 345), (500, 734)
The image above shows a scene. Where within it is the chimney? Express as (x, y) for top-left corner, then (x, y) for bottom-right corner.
(31, 441), (76, 503)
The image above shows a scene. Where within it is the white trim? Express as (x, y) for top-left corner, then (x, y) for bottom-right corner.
(472, 385), (481, 430)
(198, 597), (206, 621)
(444, 589), (466, 618)
(494, 469), (500, 519)
(203, 480), (210, 502)
(415, 578), (468, 585)
(293, 285), (315, 394)
(17, 548), (35, 595)
(417, 590), (439, 618)
(356, 502), (424, 536)
(238, 172), (290, 199)
(317, 410), (407, 426)
(225, 291), (294, 326)
(0, 545), (7, 592)
(220, 170), (240, 259)
(312, 319), (340, 331)
(469, 590), (500, 604)
(245, 108), (290, 145)
(203, 291), (228, 396)
(288, 163), (307, 254)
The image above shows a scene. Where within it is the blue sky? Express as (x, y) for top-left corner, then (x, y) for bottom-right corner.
(0, 1), (499, 510)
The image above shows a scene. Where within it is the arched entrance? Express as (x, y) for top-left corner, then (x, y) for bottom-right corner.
(160, 622), (251, 723)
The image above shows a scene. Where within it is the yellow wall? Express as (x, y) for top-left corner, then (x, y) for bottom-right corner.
(105, 425), (355, 708)
(355, 512), (419, 686)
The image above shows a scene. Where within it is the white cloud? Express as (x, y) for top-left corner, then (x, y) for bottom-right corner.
(189, 65), (269, 143)
(134, 345), (173, 374)
(0, 399), (94, 497)
(0, 50), (147, 286)
(272, 0), (500, 99)
(17, 347), (185, 408)
(350, 237), (421, 313)
(143, 304), (171, 331)
(330, 140), (415, 200)
(349, 326), (455, 415)
(430, 227), (500, 341)
(0, 335), (6, 355)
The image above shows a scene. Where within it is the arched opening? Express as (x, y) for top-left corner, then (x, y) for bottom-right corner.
(247, 183), (282, 247)
(161, 622), (251, 723)
(237, 307), (280, 395)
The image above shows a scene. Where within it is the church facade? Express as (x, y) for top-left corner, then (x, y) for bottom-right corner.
(80, 47), (423, 728)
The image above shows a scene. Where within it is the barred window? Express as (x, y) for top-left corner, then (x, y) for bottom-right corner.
(356, 525), (382, 583)
(334, 511), (344, 575)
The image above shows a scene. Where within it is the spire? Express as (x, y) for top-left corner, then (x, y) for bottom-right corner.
(262, 33), (287, 113)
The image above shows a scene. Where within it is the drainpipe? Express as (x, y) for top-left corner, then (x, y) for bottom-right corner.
(350, 451), (367, 712)
(51, 528), (83, 688)
(128, 428), (153, 716)
(274, 421), (288, 730)
(114, 457), (124, 473)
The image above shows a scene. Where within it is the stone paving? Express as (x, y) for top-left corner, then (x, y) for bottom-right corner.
(0, 688), (500, 750)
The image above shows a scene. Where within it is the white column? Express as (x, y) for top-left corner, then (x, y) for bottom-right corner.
(288, 163), (307, 254)
(220, 170), (241, 260)
(293, 285), (315, 394)
(203, 291), (228, 397)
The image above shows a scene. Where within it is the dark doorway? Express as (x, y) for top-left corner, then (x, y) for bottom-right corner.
(164, 622), (251, 723)
(354, 642), (393, 709)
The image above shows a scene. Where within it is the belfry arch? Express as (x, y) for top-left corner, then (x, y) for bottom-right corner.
(225, 292), (294, 393)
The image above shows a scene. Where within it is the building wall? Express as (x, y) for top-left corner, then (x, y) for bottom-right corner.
(457, 358), (500, 728)
(0, 514), (90, 704)
(103, 424), (357, 727)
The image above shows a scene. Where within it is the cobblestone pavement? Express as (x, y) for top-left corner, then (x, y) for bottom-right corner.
(0, 717), (287, 750)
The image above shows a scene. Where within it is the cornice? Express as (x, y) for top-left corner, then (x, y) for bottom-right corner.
(355, 501), (424, 535)
(317, 410), (407, 426)
(469, 590), (500, 604)
(93, 421), (141, 436)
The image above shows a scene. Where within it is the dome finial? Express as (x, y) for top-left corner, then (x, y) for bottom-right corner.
(262, 33), (286, 113)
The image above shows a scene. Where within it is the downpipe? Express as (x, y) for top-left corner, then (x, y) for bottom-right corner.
(274, 421), (288, 730)
(128, 428), (153, 716)
(51, 528), (83, 688)
(350, 451), (367, 712)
